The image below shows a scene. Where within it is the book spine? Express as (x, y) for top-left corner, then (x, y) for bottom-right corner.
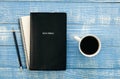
(29, 13), (33, 69)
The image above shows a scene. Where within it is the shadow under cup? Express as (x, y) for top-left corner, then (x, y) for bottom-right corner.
(80, 35), (101, 57)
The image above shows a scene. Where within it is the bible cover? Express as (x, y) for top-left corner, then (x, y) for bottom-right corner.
(30, 13), (66, 70)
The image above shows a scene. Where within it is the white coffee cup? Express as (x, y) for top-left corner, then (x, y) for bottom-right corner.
(74, 34), (101, 57)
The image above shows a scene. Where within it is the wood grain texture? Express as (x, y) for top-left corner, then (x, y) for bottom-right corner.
(0, 2), (120, 24)
(0, 0), (120, 2)
(0, 2), (120, 68)
(0, 69), (120, 79)
(0, 1), (120, 79)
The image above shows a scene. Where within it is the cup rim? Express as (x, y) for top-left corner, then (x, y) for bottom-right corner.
(79, 34), (101, 57)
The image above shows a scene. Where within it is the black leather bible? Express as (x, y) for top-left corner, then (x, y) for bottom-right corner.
(29, 13), (66, 70)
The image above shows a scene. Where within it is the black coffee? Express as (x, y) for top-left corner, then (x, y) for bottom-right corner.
(80, 36), (99, 55)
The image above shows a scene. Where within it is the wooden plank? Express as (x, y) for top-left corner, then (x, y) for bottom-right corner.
(0, 0), (120, 2)
(0, 46), (19, 68)
(0, 2), (120, 24)
(0, 69), (120, 79)
(0, 32), (22, 45)
(0, 45), (26, 68)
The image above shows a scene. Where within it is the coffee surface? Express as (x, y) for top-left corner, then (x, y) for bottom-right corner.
(80, 36), (99, 55)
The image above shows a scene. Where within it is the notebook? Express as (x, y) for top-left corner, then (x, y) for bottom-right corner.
(20, 16), (30, 68)
(20, 13), (66, 70)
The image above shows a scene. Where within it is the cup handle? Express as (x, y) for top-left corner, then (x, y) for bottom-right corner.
(74, 36), (81, 42)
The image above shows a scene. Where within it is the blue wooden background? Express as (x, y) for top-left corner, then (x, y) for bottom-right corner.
(0, 1), (120, 79)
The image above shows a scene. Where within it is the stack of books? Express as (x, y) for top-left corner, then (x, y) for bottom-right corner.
(20, 13), (67, 70)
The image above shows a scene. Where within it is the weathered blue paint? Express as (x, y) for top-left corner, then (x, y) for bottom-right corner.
(0, 1), (120, 79)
